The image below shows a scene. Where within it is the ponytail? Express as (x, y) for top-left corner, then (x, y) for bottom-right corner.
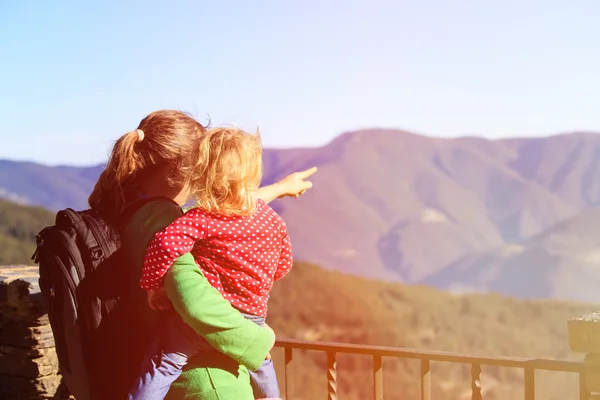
(88, 130), (143, 220)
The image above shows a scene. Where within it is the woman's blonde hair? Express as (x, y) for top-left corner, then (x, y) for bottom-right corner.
(89, 110), (207, 221)
(189, 126), (263, 217)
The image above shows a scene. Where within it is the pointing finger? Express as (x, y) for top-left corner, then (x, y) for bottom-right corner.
(297, 167), (318, 179)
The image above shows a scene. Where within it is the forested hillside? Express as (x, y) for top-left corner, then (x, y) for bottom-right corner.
(0, 199), (54, 264)
(268, 263), (595, 400)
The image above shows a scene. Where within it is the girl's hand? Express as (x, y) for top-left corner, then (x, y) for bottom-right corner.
(276, 167), (318, 198)
(147, 288), (172, 311)
(254, 167), (317, 204)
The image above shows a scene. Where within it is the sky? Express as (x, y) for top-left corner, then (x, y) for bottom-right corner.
(1, 0), (600, 165)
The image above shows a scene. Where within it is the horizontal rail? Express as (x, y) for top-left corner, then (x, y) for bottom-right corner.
(274, 339), (589, 373)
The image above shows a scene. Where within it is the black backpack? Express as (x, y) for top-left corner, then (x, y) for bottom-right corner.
(32, 198), (164, 400)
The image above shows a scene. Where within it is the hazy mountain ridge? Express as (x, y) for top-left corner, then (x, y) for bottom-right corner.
(423, 206), (600, 303)
(4, 130), (600, 301)
(0, 160), (103, 210)
(260, 130), (600, 294)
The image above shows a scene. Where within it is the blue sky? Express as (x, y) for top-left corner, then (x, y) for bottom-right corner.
(1, 0), (599, 165)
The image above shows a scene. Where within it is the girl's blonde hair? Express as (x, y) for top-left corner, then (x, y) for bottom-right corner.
(89, 110), (207, 221)
(189, 126), (263, 217)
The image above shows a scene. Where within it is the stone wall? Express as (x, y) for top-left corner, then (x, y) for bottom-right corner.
(0, 266), (70, 400)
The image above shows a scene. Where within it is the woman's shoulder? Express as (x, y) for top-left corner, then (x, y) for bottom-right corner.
(120, 198), (184, 261)
(129, 198), (183, 229)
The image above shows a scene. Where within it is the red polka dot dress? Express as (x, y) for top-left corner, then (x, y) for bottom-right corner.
(140, 199), (293, 317)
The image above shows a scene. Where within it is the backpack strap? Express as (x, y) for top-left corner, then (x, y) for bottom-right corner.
(55, 209), (90, 280)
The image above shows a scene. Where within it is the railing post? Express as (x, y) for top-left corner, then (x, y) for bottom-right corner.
(580, 372), (589, 400)
(421, 359), (431, 400)
(567, 313), (600, 399)
(471, 363), (482, 400)
(373, 355), (383, 400)
(524, 368), (534, 400)
(327, 351), (337, 400)
(285, 347), (294, 400)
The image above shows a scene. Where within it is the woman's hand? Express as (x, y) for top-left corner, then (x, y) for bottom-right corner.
(276, 167), (318, 198)
(147, 288), (172, 311)
(264, 322), (276, 359)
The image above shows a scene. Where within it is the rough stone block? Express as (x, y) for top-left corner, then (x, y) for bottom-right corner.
(0, 345), (58, 378)
(0, 321), (54, 349)
(0, 373), (64, 399)
(0, 272), (63, 399)
(0, 346), (58, 379)
(0, 279), (45, 325)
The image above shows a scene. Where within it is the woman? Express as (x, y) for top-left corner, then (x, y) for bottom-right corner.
(88, 110), (315, 399)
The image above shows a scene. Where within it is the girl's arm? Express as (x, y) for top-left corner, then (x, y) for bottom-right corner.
(255, 167), (317, 204)
(164, 254), (274, 371)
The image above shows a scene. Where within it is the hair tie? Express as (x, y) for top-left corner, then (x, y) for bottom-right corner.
(136, 129), (145, 142)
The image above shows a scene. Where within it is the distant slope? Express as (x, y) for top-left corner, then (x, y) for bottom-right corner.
(262, 130), (600, 283)
(504, 133), (600, 209)
(0, 199), (54, 264)
(422, 206), (600, 303)
(5, 130), (600, 294)
(0, 160), (102, 210)
(268, 262), (595, 400)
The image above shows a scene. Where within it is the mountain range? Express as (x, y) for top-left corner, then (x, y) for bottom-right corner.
(4, 129), (600, 302)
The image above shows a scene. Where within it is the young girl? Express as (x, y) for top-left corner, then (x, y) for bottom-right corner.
(129, 126), (297, 400)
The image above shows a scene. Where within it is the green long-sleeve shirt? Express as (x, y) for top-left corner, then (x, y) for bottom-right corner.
(121, 199), (274, 400)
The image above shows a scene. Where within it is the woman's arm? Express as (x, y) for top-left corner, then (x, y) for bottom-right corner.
(164, 253), (274, 371)
(255, 167), (317, 204)
(125, 200), (274, 371)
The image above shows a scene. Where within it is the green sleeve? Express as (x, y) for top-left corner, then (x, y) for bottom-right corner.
(164, 250), (274, 372)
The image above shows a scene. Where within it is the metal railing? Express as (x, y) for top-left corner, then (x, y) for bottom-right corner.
(274, 339), (593, 400)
